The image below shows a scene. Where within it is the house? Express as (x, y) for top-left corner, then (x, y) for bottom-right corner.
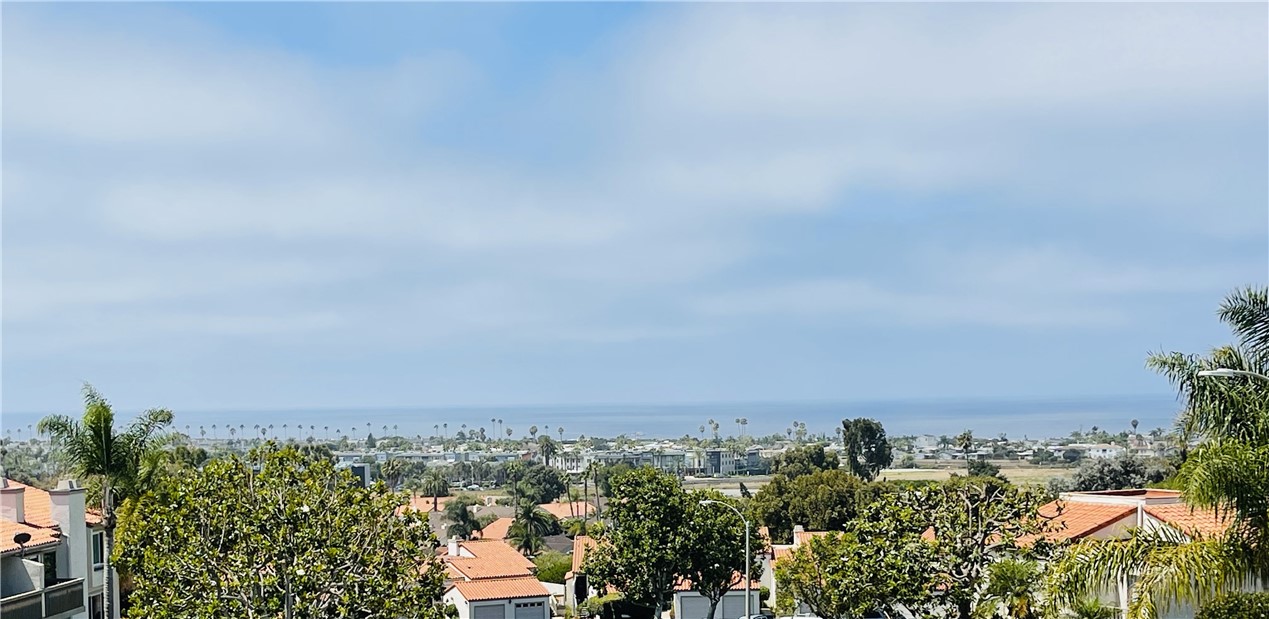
(672, 576), (761, 619)
(764, 525), (830, 616)
(1068, 443), (1125, 460)
(1038, 489), (1251, 619)
(563, 535), (598, 613)
(444, 578), (551, 619)
(537, 501), (595, 521)
(1, 478), (111, 619)
(439, 539), (551, 619)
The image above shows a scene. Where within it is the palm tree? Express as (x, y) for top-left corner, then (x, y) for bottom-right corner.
(211, 424), (217, 440)
(558, 426), (564, 442)
(1050, 287), (1269, 618)
(443, 422), (448, 438)
(422, 468), (448, 511)
(956, 430), (974, 471)
(509, 502), (555, 556)
(1131, 418), (1139, 434)
(980, 558), (1042, 618)
(324, 425), (330, 440)
(38, 385), (173, 619)
(434, 424), (439, 439)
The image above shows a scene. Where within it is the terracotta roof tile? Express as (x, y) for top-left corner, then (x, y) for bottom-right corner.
(793, 530), (829, 546)
(1145, 504), (1232, 538)
(771, 546), (794, 564)
(674, 574), (761, 592)
(1033, 501), (1136, 542)
(444, 540), (536, 580)
(0, 520), (61, 554)
(537, 502), (594, 520)
(572, 535), (597, 573)
(402, 495), (457, 514)
(449, 577), (550, 602)
(476, 517), (515, 541)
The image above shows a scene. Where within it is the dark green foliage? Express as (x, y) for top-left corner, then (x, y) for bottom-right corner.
(534, 551), (572, 584)
(443, 494), (484, 540)
(749, 469), (868, 543)
(770, 444), (839, 479)
(115, 447), (447, 618)
(840, 418), (893, 481)
(1196, 592), (1269, 619)
(776, 527), (933, 619)
(516, 463), (568, 504)
(967, 459), (1001, 478)
(1065, 455), (1173, 492)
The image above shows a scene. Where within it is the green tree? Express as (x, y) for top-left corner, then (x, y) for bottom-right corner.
(839, 418), (893, 481)
(517, 463), (567, 505)
(509, 501), (558, 556)
(537, 436), (559, 468)
(584, 466), (691, 619)
(534, 551), (573, 584)
(770, 443), (839, 479)
(1050, 287), (1269, 619)
(967, 459), (1002, 478)
(686, 492), (763, 619)
(977, 559), (1043, 619)
(1062, 454), (1172, 492)
(1196, 592), (1269, 619)
(749, 469), (869, 543)
(775, 527), (933, 619)
(38, 385), (173, 619)
(443, 495), (484, 540)
(956, 430), (975, 471)
(916, 477), (1055, 619)
(115, 447), (446, 618)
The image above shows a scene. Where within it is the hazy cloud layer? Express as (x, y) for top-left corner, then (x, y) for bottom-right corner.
(3, 3), (1265, 412)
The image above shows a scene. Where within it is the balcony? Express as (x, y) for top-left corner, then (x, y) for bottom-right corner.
(0, 578), (85, 619)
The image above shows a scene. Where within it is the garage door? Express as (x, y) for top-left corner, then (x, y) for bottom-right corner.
(474, 605), (504, 619)
(678, 595), (710, 619)
(721, 595), (746, 619)
(514, 600), (544, 619)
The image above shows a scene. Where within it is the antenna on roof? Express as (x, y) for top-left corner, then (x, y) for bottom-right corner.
(13, 531), (32, 558)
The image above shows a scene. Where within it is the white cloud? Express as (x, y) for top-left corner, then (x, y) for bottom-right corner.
(3, 2), (1264, 365)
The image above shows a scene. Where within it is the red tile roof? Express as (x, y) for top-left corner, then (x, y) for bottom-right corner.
(572, 535), (598, 574)
(771, 546), (794, 564)
(1032, 501), (1136, 542)
(537, 502), (594, 520)
(0, 520), (60, 554)
(402, 495), (457, 514)
(444, 540), (536, 580)
(674, 574), (762, 592)
(476, 517), (514, 541)
(1145, 504), (1232, 539)
(2, 479), (101, 555)
(449, 576), (550, 601)
(793, 530), (829, 546)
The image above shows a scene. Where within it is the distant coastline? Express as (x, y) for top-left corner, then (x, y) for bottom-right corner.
(3, 394), (1179, 440)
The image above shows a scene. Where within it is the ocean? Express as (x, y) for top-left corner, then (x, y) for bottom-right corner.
(1, 394), (1181, 441)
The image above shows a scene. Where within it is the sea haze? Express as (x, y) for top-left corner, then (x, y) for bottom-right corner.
(4, 395), (1180, 441)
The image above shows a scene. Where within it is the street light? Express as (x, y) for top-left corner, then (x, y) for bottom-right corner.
(699, 499), (751, 619)
(1197, 368), (1269, 382)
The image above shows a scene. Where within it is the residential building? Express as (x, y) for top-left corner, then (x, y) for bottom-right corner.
(1, 478), (111, 619)
(672, 576), (761, 619)
(439, 539), (550, 619)
(1038, 489), (1256, 619)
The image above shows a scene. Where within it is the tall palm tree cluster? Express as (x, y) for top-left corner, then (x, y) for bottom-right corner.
(1049, 287), (1269, 618)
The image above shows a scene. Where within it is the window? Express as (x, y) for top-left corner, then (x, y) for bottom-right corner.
(42, 551), (58, 584)
(90, 593), (104, 619)
(92, 531), (105, 568)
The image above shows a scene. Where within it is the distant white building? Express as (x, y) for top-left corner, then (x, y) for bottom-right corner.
(1071, 443), (1126, 459)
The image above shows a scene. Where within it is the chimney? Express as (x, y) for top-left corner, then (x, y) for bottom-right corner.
(49, 480), (89, 607)
(0, 478), (25, 522)
(448, 536), (460, 557)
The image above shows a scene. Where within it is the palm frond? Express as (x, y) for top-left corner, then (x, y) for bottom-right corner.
(1219, 287), (1269, 362)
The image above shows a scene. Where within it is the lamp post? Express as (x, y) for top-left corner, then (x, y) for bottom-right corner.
(699, 499), (751, 619)
(1197, 368), (1269, 382)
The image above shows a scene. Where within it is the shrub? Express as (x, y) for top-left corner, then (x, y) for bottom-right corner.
(1196, 592), (1269, 619)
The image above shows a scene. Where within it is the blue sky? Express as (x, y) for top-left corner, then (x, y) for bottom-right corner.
(3, 3), (1266, 416)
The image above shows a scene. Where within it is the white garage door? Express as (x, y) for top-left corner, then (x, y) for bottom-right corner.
(514, 600), (544, 619)
(679, 595), (711, 619)
(474, 605), (504, 619)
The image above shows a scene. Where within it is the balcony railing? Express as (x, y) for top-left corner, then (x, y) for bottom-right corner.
(0, 578), (84, 619)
